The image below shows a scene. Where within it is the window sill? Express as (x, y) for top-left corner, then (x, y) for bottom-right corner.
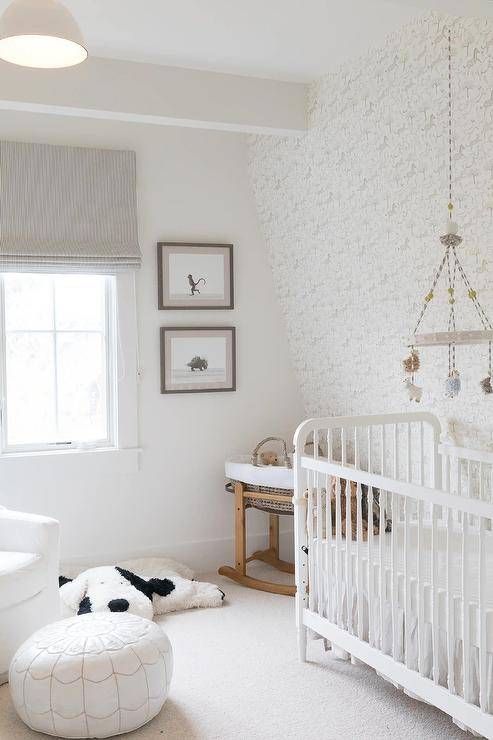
(0, 447), (141, 475)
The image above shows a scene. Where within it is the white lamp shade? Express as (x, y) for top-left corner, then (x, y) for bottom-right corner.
(0, 0), (87, 68)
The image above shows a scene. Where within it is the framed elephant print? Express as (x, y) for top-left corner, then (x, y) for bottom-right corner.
(157, 242), (234, 310)
(160, 326), (236, 394)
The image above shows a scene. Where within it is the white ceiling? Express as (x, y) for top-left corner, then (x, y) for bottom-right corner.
(2, 0), (493, 82)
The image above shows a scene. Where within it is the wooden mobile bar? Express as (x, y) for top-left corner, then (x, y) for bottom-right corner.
(408, 330), (493, 348)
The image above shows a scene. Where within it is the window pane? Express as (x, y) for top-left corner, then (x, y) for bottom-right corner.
(56, 332), (107, 442)
(5, 333), (56, 445)
(55, 275), (106, 331)
(2, 273), (113, 449)
(4, 274), (53, 331)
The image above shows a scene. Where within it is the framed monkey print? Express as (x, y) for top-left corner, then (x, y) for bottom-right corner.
(157, 242), (234, 310)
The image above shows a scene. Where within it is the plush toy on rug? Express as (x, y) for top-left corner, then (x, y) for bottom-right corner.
(59, 557), (224, 620)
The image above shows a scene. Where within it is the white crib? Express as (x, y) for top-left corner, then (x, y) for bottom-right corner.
(294, 412), (493, 738)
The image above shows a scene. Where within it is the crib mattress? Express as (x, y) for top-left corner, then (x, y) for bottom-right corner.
(319, 521), (493, 606)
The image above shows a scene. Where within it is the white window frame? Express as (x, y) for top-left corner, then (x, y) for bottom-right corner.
(0, 272), (139, 469)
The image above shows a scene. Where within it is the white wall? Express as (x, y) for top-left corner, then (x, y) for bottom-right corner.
(0, 111), (303, 570)
(249, 11), (493, 451)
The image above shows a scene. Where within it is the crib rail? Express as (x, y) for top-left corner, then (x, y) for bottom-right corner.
(294, 413), (493, 739)
(441, 442), (493, 504)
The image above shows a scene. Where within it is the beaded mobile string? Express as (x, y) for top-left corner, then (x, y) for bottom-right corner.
(403, 29), (493, 401)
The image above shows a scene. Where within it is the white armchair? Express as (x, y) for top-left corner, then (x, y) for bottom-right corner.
(0, 507), (60, 683)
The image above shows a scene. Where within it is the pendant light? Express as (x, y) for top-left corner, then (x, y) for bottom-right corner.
(0, 0), (87, 69)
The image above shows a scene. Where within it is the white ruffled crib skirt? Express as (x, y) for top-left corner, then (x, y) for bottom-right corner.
(312, 524), (493, 713)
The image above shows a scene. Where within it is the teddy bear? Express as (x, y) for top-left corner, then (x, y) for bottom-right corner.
(260, 450), (279, 466)
(59, 557), (224, 620)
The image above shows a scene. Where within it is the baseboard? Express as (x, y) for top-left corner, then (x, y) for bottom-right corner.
(61, 527), (294, 576)
(0, 671), (8, 686)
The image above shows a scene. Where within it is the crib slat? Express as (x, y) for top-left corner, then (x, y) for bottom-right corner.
(356, 482), (363, 640)
(325, 472), (333, 623)
(479, 514), (487, 712)
(419, 421), (424, 486)
(368, 426), (372, 473)
(431, 503), (439, 684)
(457, 456), (462, 525)
(316, 471), (323, 618)
(406, 422), (411, 483)
(379, 489), (385, 652)
(393, 424), (398, 479)
(462, 509), (470, 703)
(346, 478), (353, 633)
(381, 425), (386, 477)
(341, 428), (346, 467)
(487, 461), (492, 529)
(355, 428), (359, 469)
(367, 484), (374, 646)
(307, 470), (315, 614)
(446, 506), (455, 694)
(404, 495), (411, 667)
(444, 453), (451, 494)
(489, 465), (493, 506)
(391, 491), (398, 659)
(417, 497), (424, 675)
(404, 427), (411, 666)
(335, 476), (342, 627)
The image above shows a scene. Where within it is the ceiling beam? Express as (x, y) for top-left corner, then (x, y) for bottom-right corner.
(392, 0), (493, 17)
(0, 56), (308, 135)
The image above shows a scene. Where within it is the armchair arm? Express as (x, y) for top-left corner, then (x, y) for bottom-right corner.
(0, 509), (59, 563)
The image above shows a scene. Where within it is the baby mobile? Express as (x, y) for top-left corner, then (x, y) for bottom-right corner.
(402, 28), (493, 402)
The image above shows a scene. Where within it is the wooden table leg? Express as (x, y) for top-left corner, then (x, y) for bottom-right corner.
(218, 485), (296, 596)
(247, 511), (295, 574)
(269, 514), (279, 557)
(234, 481), (246, 575)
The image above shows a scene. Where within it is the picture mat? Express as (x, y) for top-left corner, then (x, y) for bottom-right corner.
(170, 336), (227, 384)
(168, 253), (225, 299)
(162, 328), (235, 392)
(158, 244), (233, 309)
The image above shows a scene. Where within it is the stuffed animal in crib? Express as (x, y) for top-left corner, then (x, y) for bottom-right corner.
(260, 450), (279, 466)
(59, 558), (224, 620)
(330, 478), (392, 541)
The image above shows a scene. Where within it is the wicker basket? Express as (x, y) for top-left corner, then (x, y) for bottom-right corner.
(225, 481), (294, 515)
(225, 437), (294, 514)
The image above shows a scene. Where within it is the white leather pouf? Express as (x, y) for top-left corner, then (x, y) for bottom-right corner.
(9, 612), (173, 739)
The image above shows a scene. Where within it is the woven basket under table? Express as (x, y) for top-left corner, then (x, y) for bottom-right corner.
(226, 480), (294, 515)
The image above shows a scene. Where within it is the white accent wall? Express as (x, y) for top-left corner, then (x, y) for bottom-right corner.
(248, 12), (493, 450)
(0, 111), (303, 570)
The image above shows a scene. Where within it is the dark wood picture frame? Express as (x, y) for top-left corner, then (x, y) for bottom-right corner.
(157, 242), (234, 310)
(160, 326), (236, 394)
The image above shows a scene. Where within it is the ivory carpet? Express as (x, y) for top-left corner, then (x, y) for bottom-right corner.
(0, 563), (469, 739)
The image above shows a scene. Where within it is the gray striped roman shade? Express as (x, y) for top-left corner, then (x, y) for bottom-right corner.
(0, 140), (141, 272)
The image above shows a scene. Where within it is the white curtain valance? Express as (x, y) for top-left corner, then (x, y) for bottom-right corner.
(0, 140), (141, 272)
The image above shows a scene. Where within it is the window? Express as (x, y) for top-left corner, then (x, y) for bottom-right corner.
(0, 274), (117, 452)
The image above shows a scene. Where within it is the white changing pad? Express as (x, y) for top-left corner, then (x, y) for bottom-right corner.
(225, 457), (294, 489)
